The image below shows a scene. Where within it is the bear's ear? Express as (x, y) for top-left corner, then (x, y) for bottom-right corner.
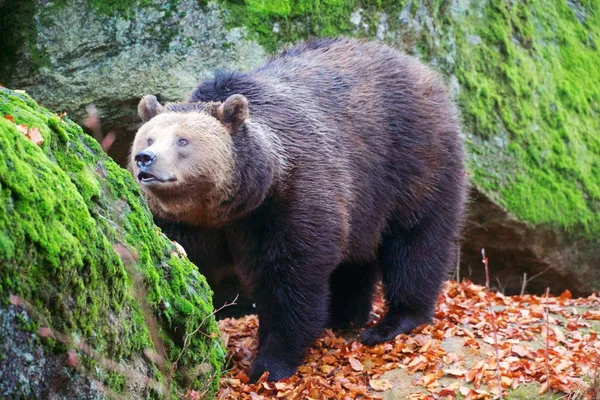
(138, 95), (165, 122)
(216, 94), (249, 132)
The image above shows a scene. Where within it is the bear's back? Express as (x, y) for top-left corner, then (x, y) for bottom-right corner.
(191, 38), (463, 261)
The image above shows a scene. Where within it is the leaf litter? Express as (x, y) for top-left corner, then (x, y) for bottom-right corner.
(195, 280), (599, 399)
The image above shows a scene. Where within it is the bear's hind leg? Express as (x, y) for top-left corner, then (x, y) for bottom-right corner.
(360, 217), (457, 346)
(328, 261), (378, 329)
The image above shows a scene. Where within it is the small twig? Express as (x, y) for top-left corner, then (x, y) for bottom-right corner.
(482, 249), (503, 400)
(169, 295), (239, 383)
(545, 287), (552, 399)
(519, 267), (552, 296)
(495, 277), (507, 295)
(592, 353), (599, 400)
(520, 272), (528, 296)
(455, 259), (460, 283)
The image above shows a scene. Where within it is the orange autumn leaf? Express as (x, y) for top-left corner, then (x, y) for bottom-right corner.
(348, 357), (363, 371)
(26, 127), (43, 145)
(15, 124), (28, 135)
(369, 378), (392, 391)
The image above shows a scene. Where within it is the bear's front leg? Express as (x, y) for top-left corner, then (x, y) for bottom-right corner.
(247, 257), (331, 382)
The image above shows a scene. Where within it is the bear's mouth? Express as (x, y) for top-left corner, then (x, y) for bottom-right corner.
(138, 171), (176, 184)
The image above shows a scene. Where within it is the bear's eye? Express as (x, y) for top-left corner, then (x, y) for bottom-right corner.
(177, 138), (188, 146)
(147, 138), (153, 146)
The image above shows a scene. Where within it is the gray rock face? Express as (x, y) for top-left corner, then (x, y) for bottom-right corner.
(1, 0), (264, 164)
(0, 304), (103, 400)
(462, 188), (600, 296)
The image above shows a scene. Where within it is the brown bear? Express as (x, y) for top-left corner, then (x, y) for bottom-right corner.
(130, 38), (467, 382)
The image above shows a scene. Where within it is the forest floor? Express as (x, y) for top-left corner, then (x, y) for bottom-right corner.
(207, 281), (600, 400)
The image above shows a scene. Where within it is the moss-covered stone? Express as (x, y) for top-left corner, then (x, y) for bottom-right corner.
(452, 1), (600, 235)
(220, 0), (407, 52)
(0, 88), (225, 398)
(219, 0), (600, 237)
(0, 0), (598, 293)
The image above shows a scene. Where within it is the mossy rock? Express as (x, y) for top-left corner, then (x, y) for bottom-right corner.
(218, 0), (600, 235)
(0, 0), (266, 165)
(219, 0), (600, 294)
(1, 0), (599, 294)
(0, 88), (225, 399)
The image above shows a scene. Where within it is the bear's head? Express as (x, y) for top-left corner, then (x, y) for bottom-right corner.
(130, 94), (253, 227)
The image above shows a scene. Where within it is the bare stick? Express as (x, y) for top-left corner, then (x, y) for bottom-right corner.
(545, 287), (552, 399)
(482, 249), (503, 400)
(520, 272), (528, 296)
(592, 354), (599, 400)
(519, 267), (552, 296)
(495, 277), (507, 295)
(167, 294), (240, 392)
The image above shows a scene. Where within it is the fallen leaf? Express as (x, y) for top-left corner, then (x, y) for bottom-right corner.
(274, 381), (293, 391)
(16, 124), (28, 135)
(26, 127), (43, 145)
(369, 378), (392, 391)
(67, 350), (79, 367)
(511, 344), (529, 357)
(443, 367), (467, 377)
(318, 364), (335, 374)
(349, 357), (363, 371)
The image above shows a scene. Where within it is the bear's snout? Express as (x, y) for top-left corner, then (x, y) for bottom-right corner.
(135, 150), (156, 168)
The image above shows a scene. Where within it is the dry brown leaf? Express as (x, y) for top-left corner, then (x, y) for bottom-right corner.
(15, 124), (28, 135)
(348, 357), (363, 371)
(318, 365), (335, 374)
(511, 344), (529, 357)
(26, 127), (43, 145)
(443, 367), (467, 377)
(369, 378), (392, 391)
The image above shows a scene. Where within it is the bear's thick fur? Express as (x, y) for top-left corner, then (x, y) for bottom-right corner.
(130, 38), (466, 382)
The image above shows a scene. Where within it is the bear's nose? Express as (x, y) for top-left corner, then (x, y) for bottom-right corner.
(135, 150), (156, 167)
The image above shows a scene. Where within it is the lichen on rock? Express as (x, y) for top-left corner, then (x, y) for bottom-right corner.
(0, 88), (225, 398)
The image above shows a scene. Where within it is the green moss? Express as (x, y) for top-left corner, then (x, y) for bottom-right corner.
(107, 371), (127, 393)
(0, 88), (224, 398)
(221, 0), (600, 236)
(220, 0), (407, 52)
(453, 0), (600, 234)
(505, 382), (565, 399)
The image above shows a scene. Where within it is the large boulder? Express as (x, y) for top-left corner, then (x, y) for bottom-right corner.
(0, 0), (265, 165)
(0, 88), (225, 398)
(0, 0), (598, 295)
